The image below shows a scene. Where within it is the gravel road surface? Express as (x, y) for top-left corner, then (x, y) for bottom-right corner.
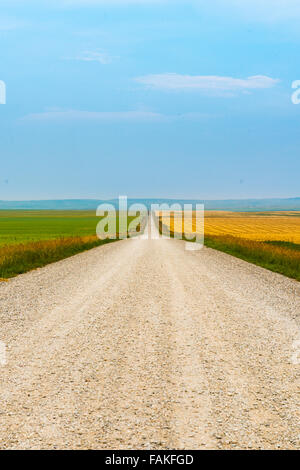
(0, 231), (299, 449)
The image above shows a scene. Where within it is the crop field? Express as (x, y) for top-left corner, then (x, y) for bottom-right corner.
(0, 211), (144, 279)
(160, 210), (300, 243)
(159, 211), (300, 281)
(0, 211), (105, 246)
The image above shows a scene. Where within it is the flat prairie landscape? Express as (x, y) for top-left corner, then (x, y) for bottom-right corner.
(1, 209), (299, 280)
(2, 0), (300, 453)
(0, 216), (299, 449)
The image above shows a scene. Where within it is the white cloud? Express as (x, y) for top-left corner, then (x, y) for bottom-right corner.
(21, 109), (168, 122)
(72, 50), (113, 64)
(64, 50), (115, 64)
(20, 108), (215, 123)
(134, 74), (280, 93)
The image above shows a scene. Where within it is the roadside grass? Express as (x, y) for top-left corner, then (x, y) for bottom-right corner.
(204, 235), (300, 282)
(0, 236), (116, 279)
(264, 240), (300, 251)
(158, 217), (300, 282)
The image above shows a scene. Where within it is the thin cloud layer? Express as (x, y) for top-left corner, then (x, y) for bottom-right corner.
(135, 74), (280, 92)
(21, 110), (168, 122)
(73, 51), (113, 64)
(20, 109), (213, 122)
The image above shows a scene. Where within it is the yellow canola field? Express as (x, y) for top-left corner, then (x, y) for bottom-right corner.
(160, 211), (300, 243)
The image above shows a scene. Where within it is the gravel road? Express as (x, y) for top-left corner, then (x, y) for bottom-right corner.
(0, 228), (299, 449)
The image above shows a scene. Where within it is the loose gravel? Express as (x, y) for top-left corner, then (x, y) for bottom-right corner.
(0, 232), (299, 449)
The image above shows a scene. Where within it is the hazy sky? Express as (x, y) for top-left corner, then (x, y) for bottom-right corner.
(0, 0), (300, 200)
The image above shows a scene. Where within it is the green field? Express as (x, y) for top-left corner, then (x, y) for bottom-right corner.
(0, 210), (145, 246)
(0, 211), (101, 246)
(0, 210), (146, 279)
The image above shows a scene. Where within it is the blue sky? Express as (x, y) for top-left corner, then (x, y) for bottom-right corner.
(0, 0), (300, 200)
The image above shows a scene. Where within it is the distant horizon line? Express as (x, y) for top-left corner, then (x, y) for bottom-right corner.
(0, 196), (299, 202)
